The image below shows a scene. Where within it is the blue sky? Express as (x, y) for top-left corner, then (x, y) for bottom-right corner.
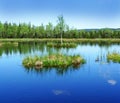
(0, 0), (120, 29)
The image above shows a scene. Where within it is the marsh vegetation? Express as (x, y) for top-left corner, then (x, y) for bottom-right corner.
(107, 52), (120, 63)
(22, 54), (85, 69)
(47, 42), (77, 48)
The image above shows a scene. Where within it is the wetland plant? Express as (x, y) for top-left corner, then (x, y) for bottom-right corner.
(107, 52), (120, 63)
(22, 54), (85, 69)
(47, 42), (77, 48)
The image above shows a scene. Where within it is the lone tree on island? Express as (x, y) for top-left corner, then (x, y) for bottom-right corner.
(57, 15), (65, 44)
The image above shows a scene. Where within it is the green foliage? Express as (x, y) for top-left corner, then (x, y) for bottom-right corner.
(0, 17), (119, 38)
(47, 42), (77, 48)
(45, 22), (54, 38)
(107, 52), (120, 63)
(22, 54), (85, 69)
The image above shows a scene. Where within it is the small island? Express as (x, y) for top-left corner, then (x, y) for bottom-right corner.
(47, 42), (77, 48)
(22, 54), (85, 69)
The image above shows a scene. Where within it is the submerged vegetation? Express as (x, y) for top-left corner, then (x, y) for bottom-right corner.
(47, 42), (77, 48)
(22, 54), (85, 69)
(107, 52), (120, 63)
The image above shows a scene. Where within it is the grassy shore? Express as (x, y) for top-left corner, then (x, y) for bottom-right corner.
(1, 38), (120, 43)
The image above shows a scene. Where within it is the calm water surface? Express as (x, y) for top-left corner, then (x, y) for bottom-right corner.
(0, 42), (120, 103)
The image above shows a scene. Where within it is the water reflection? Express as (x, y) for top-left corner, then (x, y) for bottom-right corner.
(0, 42), (18, 56)
(0, 41), (120, 56)
(0, 42), (46, 55)
(1, 41), (120, 103)
(23, 65), (83, 75)
(78, 41), (120, 47)
(108, 80), (117, 86)
(98, 63), (119, 86)
(1, 41), (120, 75)
(52, 89), (70, 96)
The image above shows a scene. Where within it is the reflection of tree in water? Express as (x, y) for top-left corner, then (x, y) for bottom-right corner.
(0, 41), (120, 56)
(18, 42), (46, 54)
(0, 48), (3, 56)
(23, 65), (83, 75)
(56, 66), (82, 75)
(46, 45), (77, 56)
(78, 41), (119, 47)
(46, 46), (58, 55)
(0, 42), (46, 55)
(0, 43), (18, 55)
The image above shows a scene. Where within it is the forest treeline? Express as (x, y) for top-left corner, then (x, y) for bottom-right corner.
(0, 17), (120, 38)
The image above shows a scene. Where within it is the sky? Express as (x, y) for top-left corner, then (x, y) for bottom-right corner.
(0, 0), (120, 29)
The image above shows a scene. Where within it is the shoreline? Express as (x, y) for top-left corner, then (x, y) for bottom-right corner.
(0, 38), (120, 42)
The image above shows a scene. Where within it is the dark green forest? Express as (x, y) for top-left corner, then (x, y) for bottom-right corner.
(0, 16), (120, 38)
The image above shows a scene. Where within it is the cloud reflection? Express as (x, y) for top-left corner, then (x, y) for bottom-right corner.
(108, 80), (117, 86)
(52, 90), (70, 96)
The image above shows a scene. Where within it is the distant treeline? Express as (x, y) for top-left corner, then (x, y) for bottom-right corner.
(0, 19), (120, 38)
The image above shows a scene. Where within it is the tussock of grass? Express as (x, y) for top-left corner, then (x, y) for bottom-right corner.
(107, 52), (120, 63)
(22, 54), (85, 69)
(47, 43), (77, 48)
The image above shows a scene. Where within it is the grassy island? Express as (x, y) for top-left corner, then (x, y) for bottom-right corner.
(47, 42), (77, 48)
(107, 52), (120, 63)
(22, 54), (85, 69)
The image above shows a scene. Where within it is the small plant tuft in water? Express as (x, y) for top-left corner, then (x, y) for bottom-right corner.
(107, 52), (120, 63)
(47, 43), (77, 48)
(22, 54), (85, 69)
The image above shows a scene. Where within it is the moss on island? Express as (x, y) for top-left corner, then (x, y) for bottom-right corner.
(107, 52), (120, 63)
(47, 43), (77, 48)
(22, 54), (85, 69)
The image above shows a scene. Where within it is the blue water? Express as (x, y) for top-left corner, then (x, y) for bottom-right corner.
(0, 43), (120, 103)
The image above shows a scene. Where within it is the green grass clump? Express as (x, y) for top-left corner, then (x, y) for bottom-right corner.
(22, 54), (85, 69)
(107, 52), (120, 63)
(47, 43), (77, 48)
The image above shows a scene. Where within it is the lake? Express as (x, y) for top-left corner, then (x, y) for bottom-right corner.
(0, 42), (120, 103)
